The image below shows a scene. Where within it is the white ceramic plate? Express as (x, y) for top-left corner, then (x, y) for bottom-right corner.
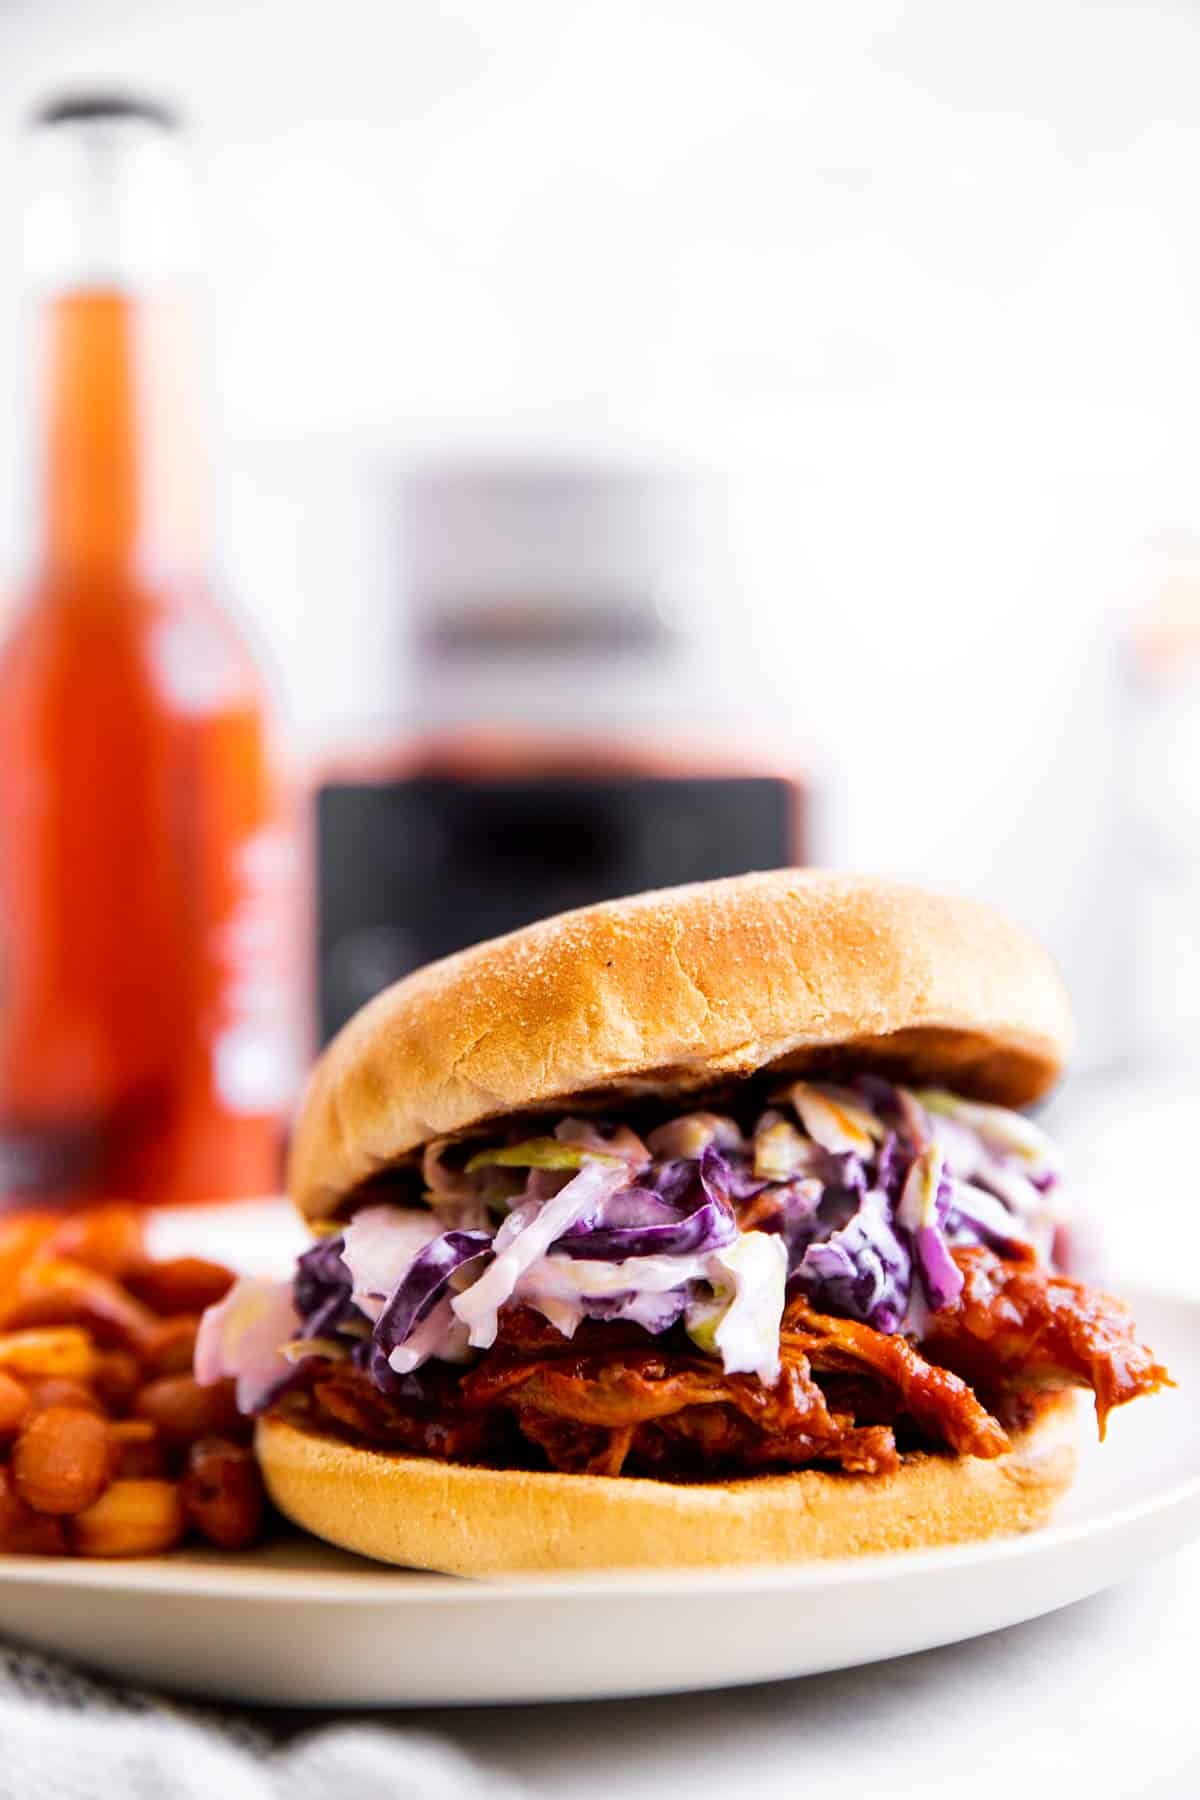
(0, 1284), (1194, 1708)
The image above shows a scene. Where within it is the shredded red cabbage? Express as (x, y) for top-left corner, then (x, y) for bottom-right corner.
(282, 1075), (1061, 1383)
(794, 1188), (913, 1334)
(554, 1148), (737, 1261)
(944, 1180), (1033, 1257)
(369, 1229), (492, 1384)
(294, 1235), (356, 1338)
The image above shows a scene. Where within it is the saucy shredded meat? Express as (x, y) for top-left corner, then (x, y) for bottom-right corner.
(460, 1339), (896, 1476)
(922, 1247), (1172, 1435)
(780, 1299), (1012, 1458)
(278, 1247), (1168, 1481)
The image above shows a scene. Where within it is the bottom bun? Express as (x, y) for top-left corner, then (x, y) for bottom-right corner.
(257, 1394), (1081, 1575)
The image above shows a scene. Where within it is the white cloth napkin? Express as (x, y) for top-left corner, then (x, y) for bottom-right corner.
(0, 1641), (524, 1800)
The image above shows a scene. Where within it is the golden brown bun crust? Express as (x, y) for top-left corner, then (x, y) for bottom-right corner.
(289, 870), (1072, 1222)
(256, 1395), (1080, 1574)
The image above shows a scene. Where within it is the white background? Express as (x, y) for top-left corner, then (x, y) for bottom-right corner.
(1, 0), (1199, 1066)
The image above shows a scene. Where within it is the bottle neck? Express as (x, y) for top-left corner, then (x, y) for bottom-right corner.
(35, 286), (210, 586)
(24, 106), (209, 591)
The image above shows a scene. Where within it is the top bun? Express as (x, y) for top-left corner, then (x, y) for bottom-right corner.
(289, 870), (1072, 1223)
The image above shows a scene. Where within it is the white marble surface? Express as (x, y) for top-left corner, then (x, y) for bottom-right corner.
(414, 1541), (1199, 1797)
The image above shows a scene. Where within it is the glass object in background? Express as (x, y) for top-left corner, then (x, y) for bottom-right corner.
(315, 463), (810, 1041)
(1125, 532), (1200, 1068)
(0, 95), (299, 1207)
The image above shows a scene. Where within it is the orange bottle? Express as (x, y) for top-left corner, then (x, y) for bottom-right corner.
(0, 95), (298, 1206)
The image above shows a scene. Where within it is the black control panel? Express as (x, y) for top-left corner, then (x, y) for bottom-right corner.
(316, 774), (801, 1043)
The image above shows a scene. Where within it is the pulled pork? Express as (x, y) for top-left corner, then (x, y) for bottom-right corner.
(922, 1246), (1171, 1435)
(279, 1247), (1168, 1481)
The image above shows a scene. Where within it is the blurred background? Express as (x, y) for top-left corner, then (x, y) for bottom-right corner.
(0, 1), (1197, 1274)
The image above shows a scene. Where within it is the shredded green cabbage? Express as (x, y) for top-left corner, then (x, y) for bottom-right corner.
(465, 1136), (619, 1174)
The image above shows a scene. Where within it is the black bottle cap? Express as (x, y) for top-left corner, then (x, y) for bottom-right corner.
(29, 91), (180, 131)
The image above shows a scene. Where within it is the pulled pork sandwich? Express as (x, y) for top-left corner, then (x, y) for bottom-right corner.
(196, 872), (1169, 1572)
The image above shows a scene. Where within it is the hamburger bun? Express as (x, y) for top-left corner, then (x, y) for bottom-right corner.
(289, 869), (1072, 1223)
(256, 1394), (1081, 1574)
(268, 872), (1078, 1575)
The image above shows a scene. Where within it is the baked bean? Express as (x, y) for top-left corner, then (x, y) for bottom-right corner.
(24, 1377), (102, 1416)
(93, 1349), (141, 1413)
(111, 1421), (168, 1480)
(135, 1375), (247, 1446)
(181, 1438), (265, 1550)
(141, 1314), (199, 1379)
(0, 1465), (31, 1537)
(0, 1216), (58, 1300)
(45, 1206), (146, 1280)
(110, 1418), (156, 1444)
(0, 1212), (271, 1558)
(0, 1371), (30, 1439)
(0, 1468), (69, 1555)
(70, 1479), (185, 1557)
(0, 1260), (158, 1355)
(125, 1257), (234, 1317)
(12, 1406), (114, 1515)
(0, 1328), (96, 1381)
(0, 1371), (29, 1441)
(3, 1515), (71, 1554)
